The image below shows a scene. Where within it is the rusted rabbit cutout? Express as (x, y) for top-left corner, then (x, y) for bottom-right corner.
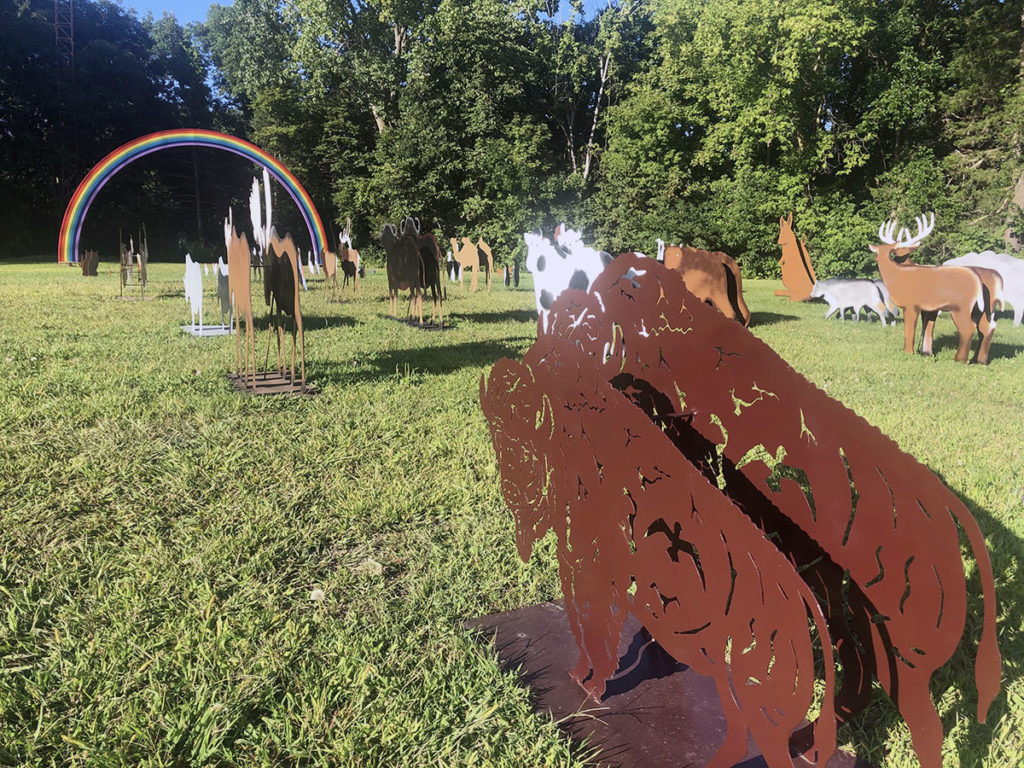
(480, 256), (1000, 768)
(776, 213), (817, 301)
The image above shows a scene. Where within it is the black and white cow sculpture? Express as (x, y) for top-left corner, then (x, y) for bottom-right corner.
(524, 226), (613, 332)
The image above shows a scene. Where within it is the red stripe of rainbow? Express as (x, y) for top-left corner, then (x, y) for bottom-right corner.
(58, 129), (328, 263)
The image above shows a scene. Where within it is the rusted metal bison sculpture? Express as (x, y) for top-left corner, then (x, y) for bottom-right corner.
(480, 255), (1000, 768)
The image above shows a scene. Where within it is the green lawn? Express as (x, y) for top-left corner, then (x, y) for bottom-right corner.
(0, 260), (1021, 767)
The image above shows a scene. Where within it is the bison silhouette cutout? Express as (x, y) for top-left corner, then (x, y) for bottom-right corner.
(480, 255), (1000, 768)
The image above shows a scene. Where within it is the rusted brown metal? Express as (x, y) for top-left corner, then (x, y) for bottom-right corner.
(80, 250), (98, 276)
(776, 213), (817, 301)
(661, 244), (751, 325)
(382, 218), (444, 326)
(874, 215), (995, 363)
(263, 229), (306, 387)
(225, 213), (256, 390)
(480, 255), (1000, 768)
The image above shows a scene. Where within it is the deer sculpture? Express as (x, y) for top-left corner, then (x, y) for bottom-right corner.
(873, 214), (995, 363)
(775, 213), (817, 301)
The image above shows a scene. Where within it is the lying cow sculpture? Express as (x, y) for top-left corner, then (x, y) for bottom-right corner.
(945, 250), (1023, 325)
(809, 278), (893, 324)
(480, 255), (1000, 768)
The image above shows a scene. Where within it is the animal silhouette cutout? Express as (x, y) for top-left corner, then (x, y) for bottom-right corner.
(80, 250), (98, 277)
(183, 253), (204, 332)
(945, 249), (1024, 325)
(481, 255), (1000, 768)
(262, 229), (306, 385)
(775, 213), (817, 301)
(658, 241), (751, 325)
(339, 221), (361, 296)
(873, 214), (995, 363)
(225, 211), (256, 388)
(450, 237), (491, 291)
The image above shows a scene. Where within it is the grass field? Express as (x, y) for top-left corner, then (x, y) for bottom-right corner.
(1, 259), (1022, 767)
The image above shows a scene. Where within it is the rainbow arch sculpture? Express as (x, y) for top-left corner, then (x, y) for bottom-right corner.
(58, 129), (328, 263)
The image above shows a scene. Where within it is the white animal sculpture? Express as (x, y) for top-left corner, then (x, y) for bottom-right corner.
(809, 278), (892, 325)
(183, 253), (204, 332)
(524, 226), (612, 332)
(216, 257), (231, 327)
(944, 250), (1024, 325)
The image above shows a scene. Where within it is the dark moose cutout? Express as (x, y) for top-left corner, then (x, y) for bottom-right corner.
(479, 255), (1000, 768)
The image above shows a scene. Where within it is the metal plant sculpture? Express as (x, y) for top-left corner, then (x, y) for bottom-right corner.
(480, 255), (1000, 768)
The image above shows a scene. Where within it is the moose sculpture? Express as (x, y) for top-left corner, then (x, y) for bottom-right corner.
(775, 213), (817, 301)
(480, 255), (1000, 768)
(657, 240), (751, 325)
(873, 214), (995, 363)
(381, 217), (444, 326)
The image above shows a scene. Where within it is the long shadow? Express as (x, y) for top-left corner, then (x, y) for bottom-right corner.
(926, 332), (1020, 361)
(296, 313), (360, 330)
(461, 309), (540, 325)
(749, 311), (799, 327)
(311, 338), (534, 386)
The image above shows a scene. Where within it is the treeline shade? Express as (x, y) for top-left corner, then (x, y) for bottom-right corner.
(2, 0), (1022, 276)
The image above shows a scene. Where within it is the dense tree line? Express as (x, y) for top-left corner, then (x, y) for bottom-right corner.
(2, 0), (1021, 275)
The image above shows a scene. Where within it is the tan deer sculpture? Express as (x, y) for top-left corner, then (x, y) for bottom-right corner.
(873, 214), (995, 363)
(775, 213), (817, 301)
(225, 211), (256, 388)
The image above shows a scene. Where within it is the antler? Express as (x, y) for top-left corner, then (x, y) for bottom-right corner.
(901, 212), (935, 247)
(879, 213), (934, 248)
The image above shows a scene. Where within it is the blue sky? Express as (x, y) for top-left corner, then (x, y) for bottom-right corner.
(120, 0), (228, 25)
(120, 0), (599, 26)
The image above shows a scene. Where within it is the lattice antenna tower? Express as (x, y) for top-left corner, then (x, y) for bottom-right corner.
(54, 0), (78, 203)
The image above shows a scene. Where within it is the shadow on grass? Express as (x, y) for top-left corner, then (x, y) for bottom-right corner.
(297, 314), (360, 331)
(460, 310), (540, 325)
(749, 311), (799, 326)
(924, 333), (1021, 362)
(313, 338), (535, 386)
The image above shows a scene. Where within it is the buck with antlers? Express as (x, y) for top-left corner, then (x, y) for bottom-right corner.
(873, 214), (995, 363)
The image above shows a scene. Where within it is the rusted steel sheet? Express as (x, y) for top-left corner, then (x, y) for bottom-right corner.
(480, 256), (999, 768)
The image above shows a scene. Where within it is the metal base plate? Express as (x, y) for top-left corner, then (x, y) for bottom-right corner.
(181, 325), (233, 337)
(466, 601), (871, 768)
(227, 371), (319, 397)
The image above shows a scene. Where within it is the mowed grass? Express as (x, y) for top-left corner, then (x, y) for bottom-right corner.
(0, 259), (1022, 767)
